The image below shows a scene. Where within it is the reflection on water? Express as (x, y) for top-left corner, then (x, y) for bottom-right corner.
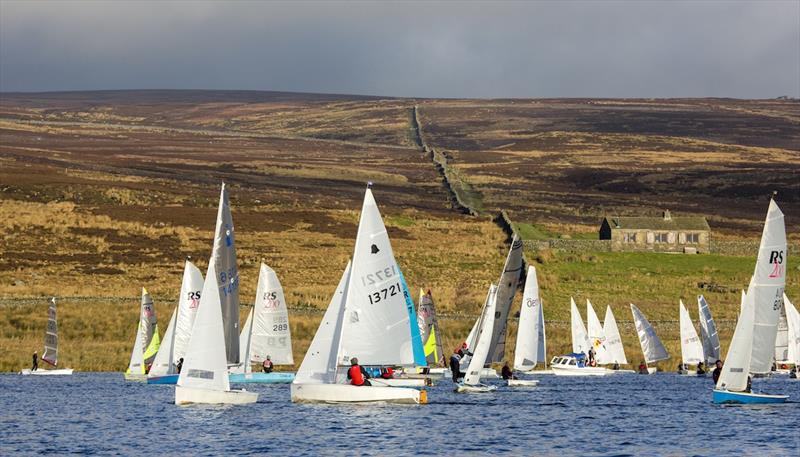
(1, 373), (797, 456)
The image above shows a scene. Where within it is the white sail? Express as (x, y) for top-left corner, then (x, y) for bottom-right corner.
(127, 288), (157, 374)
(230, 307), (254, 375)
(177, 262), (231, 392)
(630, 304), (669, 364)
(465, 314), (481, 352)
(294, 261), (351, 385)
(748, 199), (787, 374)
(679, 300), (704, 366)
(586, 299), (610, 364)
(338, 188), (414, 366)
(716, 290), (754, 391)
(602, 306), (627, 365)
(41, 298), (59, 366)
(127, 320), (145, 375)
(784, 294), (800, 365)
(464, 284), (498, 385)
(570, 297), (590, 354)
(488, 234), (524, 363)
(697, 295), (721, 364)
(537, 292), (546, 364)
(173, 260), (204, 362)
(775, 308), (790, 363)
(250, 264), (294, 365)
(149, 308), (178, 376)
(210, 183), (241, 365)
(514, 266), (543, 371)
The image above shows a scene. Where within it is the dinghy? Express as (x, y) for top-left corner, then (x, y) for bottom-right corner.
(678, 300), (705, 375)
(602, 306), (632, 372)
(125, 288), (159, 381)
(20, 298), (73, 376)
(487, 234), (524, 364)
(230, 263), (296, 384)
(291, 186), (426, 404)
(418, 289), (445, 368)
(631, 304), (669, 374)
(457, 284), (499, 393)
(509, 266), (545, 387)
(447, 288), (502, 381)
(147, 259), (204, 385)
(713, 199), (788, 404)
(175, 183), (256, 405)
(697, 295), (721, 366)
(587, 299), (611, 364)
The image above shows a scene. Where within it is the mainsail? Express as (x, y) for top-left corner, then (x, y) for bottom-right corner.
(293, 261), (351, 385)
(679, 300), (704, 366)
(775, 307), (790, 363)
(338, 187), (415, 366)
(570, 297), (590, 354)
(464, 284), (498, 386)
(173, 260), (204, 362)
(149, 308), (178, 376)
(631, 303), (669, 365)
(127, 287), (159, 374)
(602, 306), (627, 364)
(586, 299), (610, 364)
(418, 289), (444, 366)
(514, 266), (544, 371)
(716, 290), (754, 392)
(487, 234), (524, 363)
(748, 199), (786, 374)
(250, 264), (294, 365)
(177, 262), (231, 393)
(697, 295), (721, 364)
(398, 268), (426, 366)
(210, 183), (241, 365)
(42, 297), (59, 366)
(784, 294), (799, 366)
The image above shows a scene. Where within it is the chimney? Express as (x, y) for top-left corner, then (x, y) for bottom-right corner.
(663, 210), (671, 221)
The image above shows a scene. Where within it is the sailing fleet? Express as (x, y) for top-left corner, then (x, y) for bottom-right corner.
(19, 185), (798, 406)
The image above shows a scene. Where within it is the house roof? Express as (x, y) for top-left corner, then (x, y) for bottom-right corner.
(603, 216), (710, 231)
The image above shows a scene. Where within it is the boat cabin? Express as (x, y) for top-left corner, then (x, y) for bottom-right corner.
(550, 353), (587, 368)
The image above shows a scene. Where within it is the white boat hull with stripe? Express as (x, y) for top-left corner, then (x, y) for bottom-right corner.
(20, 368), (74, 376)
(507, 379), (539, 387)
(290, 383), (425, 404)
(175, 386), (258, 405)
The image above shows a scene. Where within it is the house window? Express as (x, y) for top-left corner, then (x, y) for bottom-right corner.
(686, 233), (699, 244)
(654, 233), (669, 243)
(623, 232), (637, 243)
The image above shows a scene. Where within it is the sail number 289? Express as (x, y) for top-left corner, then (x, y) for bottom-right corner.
(367, 282), (402, 305)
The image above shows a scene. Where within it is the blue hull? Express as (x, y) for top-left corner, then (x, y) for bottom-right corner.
(229, 372), (295, 384)
(712, 389), (788, 404)
(147, 374), (179, 385)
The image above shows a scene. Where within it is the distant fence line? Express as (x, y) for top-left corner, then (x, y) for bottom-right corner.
(521, 238), (800, 257)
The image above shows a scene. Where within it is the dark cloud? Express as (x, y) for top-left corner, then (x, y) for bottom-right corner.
(1, 0), (798, 98)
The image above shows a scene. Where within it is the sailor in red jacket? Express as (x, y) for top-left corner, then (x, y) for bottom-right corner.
(347, 357), (371, 386)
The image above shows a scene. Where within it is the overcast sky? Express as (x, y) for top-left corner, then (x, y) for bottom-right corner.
(1, 0), (798, 98)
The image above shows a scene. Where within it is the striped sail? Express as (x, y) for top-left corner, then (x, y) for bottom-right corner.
(488, 234), (523, 363)
(42, 297), (59, 366)
(697, 295), (721, 364)
(418, 289), (444, 366)
(631, 304), (669, 364)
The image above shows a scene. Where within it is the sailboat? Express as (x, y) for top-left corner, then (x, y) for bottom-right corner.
(417, 289), (445, 373)
(551, 297), (611, 376)
(678, 300), (705, 375)
(290, 186), (426, 404)
(774, 304), (791, 372)
(630, 304), (669, 374)
(457, 284), (499, 393)
(20, 298), (73, 376)
(697, 295), (721, 365)
(570, 297), (590, 354)
(783, 294), (799, 376)
(586, 299), (611, 365)
(509, 266), (545, 387)
(602, 305), (630, 371)
(229, 263), (295, 384)
(147, 259), (204, 384)
(124, 288), (160, 381)
(713, 199), (789, 404)
(175, 183), (256, 405)
(486, 234), (524, 364)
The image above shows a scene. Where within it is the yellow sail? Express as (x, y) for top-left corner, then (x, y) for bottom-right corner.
(423, 327), (438, 361)
(143, 324), (161, 365)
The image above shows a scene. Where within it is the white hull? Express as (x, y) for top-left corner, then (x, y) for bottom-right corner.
(609, 369), (637, 374)
(552, 365), (611, 377)
(443, 368), (499, 380)
(456, 383), (497, 393)
(175, 385), (258, 405)
(290, 383), (425, 404)
(370, 378), (430, 387)
(507, 379), (539, 387)
(20, 368), (74, 376)
(124, 373), (147, 382)
(647, 367), (658, 375)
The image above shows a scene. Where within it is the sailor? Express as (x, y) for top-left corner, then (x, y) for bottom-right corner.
(31, 351), (38, 372)
(789, 366), (797, 379)
(712, 360), (723, 384)
(347, 357), (371, 386)
(176, 357), (184, 373)
(501, 362), (515, 380)
(262, 356), (274, 373)
(638, 361), (647, 374)
(587, 347), (596, 367)
(612, 362), (620, 371)
(450, 349), (467, 383)
(745, 375), (752, 393)
(380, 366), (395, 379)
(696, 361), (706, 375)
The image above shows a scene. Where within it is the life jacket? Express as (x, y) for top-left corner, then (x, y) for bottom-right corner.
(381, 367), (394, 379)
(349, 365), (365, 386)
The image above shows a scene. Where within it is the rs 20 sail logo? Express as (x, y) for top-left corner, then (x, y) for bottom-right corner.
(768, 250), (785, 278)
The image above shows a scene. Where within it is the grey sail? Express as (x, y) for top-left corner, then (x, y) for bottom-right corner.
(417, 289), (444, 366)
(42, 297), (59, 366)
(697, 295), (721, 364)
(630, 304), (669, 364)
(210, 183), (241, 365)
(140, 288), (159, 365)
(488, 234), (524, 363)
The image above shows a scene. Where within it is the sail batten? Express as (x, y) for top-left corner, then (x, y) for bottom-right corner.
(42, 298), (59, 366)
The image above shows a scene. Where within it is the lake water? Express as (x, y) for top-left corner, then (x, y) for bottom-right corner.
(1, 372), (797, 456)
